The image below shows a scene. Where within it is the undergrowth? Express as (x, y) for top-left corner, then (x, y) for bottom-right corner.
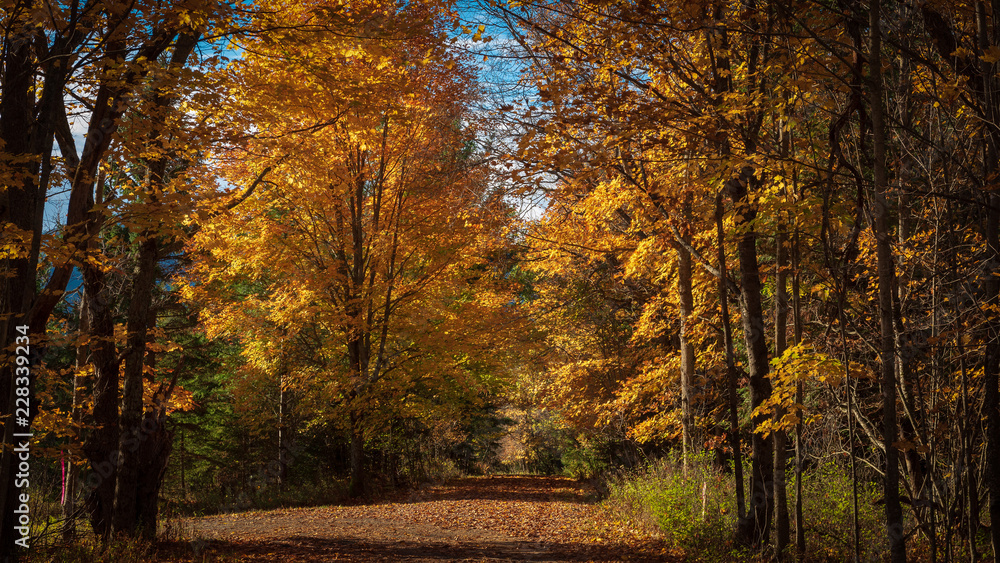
(601, 453), (902, 562)
(603, 452), (740, 560)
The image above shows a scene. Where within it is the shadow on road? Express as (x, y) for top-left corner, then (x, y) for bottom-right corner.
(396, 476), (590, 504)
(161, 534), (670, 562)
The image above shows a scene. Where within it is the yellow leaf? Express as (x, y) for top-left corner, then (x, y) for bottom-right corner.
(982, 45), (1000, 64)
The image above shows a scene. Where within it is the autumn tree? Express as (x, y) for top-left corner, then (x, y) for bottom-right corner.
(0, 0), (237, 548)
(487, 0), (799, 546)
(185, 0), (516, 498)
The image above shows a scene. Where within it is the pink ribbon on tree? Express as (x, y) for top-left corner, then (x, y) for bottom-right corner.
(60, 450), (66, 505)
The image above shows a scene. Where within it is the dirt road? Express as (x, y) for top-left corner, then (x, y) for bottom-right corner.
(170, 476), (673, 562)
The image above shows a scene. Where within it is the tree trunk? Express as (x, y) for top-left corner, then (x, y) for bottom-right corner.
(791, 227), (805, 558)
(678, 200), (696, 471)
(774, 222), (790, 558)
(868, 4), (906, 560)
(180, 431), (187, 500)
(0, 15), (45, 557)
(985, 181), (1000, 563)
(728, 169), (773, 547)
(959, 334), (978, 561)
(349, 413), (365, 498)
(81, 263), (120, 540)
(77, 174), (119, 539)
(112, 237), (160, 536)
(982, 50), (1000, 563)
(279, 380), (289, 487)
(716, 193), (745, 522)
(135, 408), (173, 539)
(63, 289), (91, 540)
(346, 328), (368, 498)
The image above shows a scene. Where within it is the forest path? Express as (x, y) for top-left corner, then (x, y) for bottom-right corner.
(168, 475), (675, 562)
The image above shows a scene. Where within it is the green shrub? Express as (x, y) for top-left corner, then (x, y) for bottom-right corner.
(602, 453), (900, 562)
(562, 444), (608, 480)
(423, 455), (464, 483)
(603, 452), (740, 561)
(796, 460), (887, 560)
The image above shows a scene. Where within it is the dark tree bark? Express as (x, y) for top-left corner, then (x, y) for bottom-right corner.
(278, 379), (289, 486)
(958, 334), (979, 561)
(716, 193), (745, 523)
(134, 406), (174, 537)
(0, 3), (75, 552)
(791, 227), (805, 558)
(868, 3), (906, 560)
(112, 238), (160, 537)
(728, 168), (773, 547)
(678, 200), (696, 470)
(985, 166), (1000, 563)
(349, 413), (365, 498)
(774, 222), (790, 558)
(81, 256), (121, 540)
(0, 14), (41, 556)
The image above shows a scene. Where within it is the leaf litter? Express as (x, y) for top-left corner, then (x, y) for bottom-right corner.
(160, 476), (678, 562)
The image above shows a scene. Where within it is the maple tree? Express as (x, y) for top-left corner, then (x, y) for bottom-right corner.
(183, 0), (517, 498)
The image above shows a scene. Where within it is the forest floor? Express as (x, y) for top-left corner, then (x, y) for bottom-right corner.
(159, 475), (678, 562)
